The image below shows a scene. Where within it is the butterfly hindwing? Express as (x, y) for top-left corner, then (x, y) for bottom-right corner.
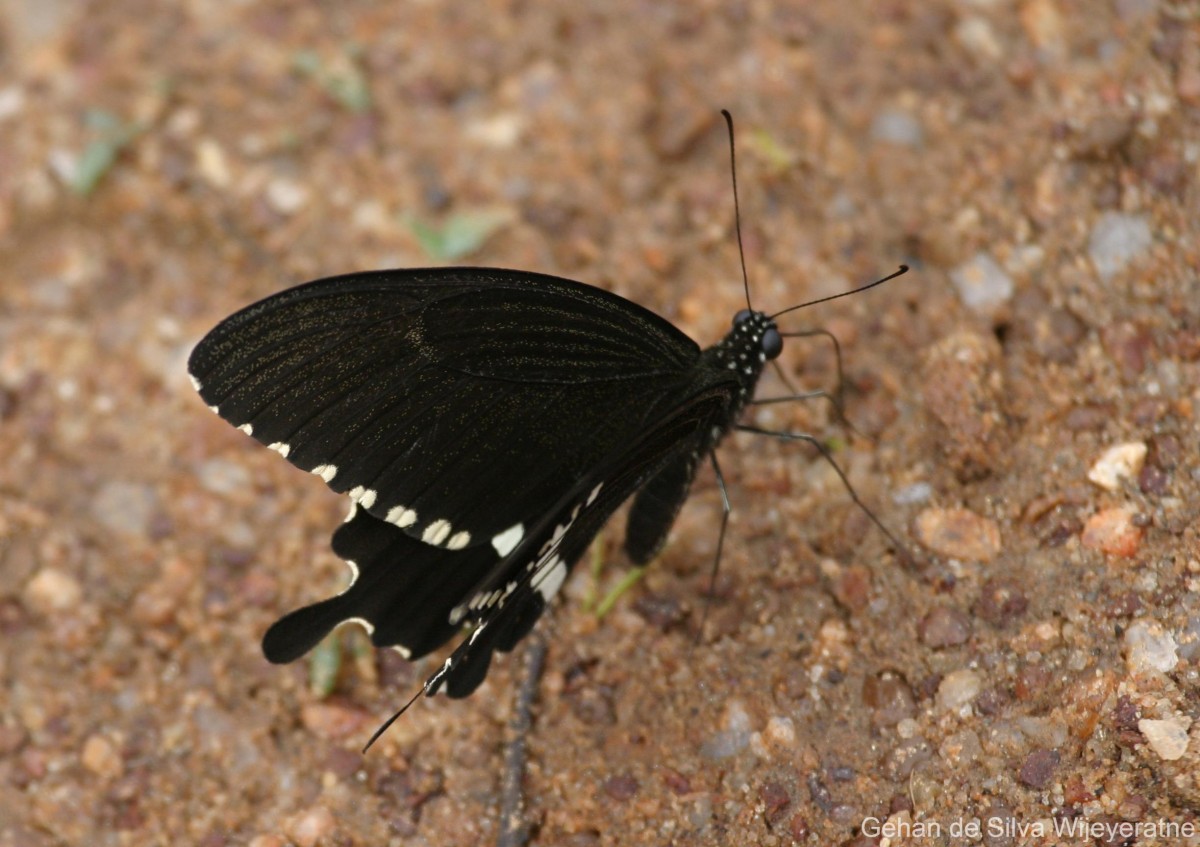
(261, 506), (502, 664)
(422, 384), (731, 698)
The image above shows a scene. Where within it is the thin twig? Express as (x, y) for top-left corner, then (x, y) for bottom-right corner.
(497, 634), (547, 847)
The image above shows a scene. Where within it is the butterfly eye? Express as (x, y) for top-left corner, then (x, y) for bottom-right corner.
(762, 327), (783, 360)
(733, 309), (752, 326)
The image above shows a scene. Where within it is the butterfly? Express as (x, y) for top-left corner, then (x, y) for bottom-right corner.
(187, 113), (907, 732)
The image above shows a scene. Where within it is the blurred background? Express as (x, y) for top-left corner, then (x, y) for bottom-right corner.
(1, 1), (1196, 845)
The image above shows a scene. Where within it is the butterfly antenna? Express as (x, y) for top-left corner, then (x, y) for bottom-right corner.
(721, 109), (754, 312)
(769, 265), (909, 321)
(362, 683), (425, 752)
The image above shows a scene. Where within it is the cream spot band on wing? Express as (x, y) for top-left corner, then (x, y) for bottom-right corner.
(238, 423), (253, 436)
(447, 530), (471, 550)
(268, 442), (291, 458)
(311, 464), (337, 483)
(189, 374), (202, 391)
(491, 523), (524, 557)
(385, 505), (417, 528)
(534, 555), (568, 602)
(422, 519), (452, 546)
(348, 486), (377, 509)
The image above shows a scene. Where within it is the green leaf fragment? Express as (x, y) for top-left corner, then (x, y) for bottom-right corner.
(407, 208), (513, 261)
(594, 566), (646, 620)
(307, 630), (343, 698)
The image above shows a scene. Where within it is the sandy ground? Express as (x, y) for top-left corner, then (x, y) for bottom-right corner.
(1, 1), (1198, 845)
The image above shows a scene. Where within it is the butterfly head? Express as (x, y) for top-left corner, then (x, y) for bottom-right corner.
(732, 309), (782, 361)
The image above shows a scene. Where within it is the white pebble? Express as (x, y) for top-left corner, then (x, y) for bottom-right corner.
(950, 252), (1014, 315)
(1138, 717), (1190, 761)
(1124, 619), (1179, 674)
(266, 177), (310, 215)
(1088, 211), (1152, 281)
(1087, 442), (1147, 490)
(24, 568), (83, 613)
(936, 669), (982, 713)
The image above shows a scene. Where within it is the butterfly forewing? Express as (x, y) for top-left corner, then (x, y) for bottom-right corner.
(188, 268), (702, 557)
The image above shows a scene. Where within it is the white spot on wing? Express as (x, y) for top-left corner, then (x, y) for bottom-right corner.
(189, 374), (202, 391)
(349, 486), (377, 509)
(268, 442), (291, 458)
(344, 502), (358, 522)
(447, 530), (471, 550)
(422, 519), (452, 546)
(238, 423), (253, 436)
(491, 523), (525, 557)
(386, 505), (417, 528)
(344, 616), (375, 636)
(343, 559), (360, 589)
(391, 644), (412, 659)
(587, 483), (603, 506)
(535, 556), (568, 602)
(312, 464), (337, 482)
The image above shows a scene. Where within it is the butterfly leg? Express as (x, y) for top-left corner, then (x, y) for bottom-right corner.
(734, 424), (910, 560)
(752, 328), (859, 437)
(694, 452), (732, 643)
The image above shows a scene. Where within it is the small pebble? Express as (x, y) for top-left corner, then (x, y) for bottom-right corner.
(284, 806), (336, 847)
(892, 482), (932, 505)
(265, 178), (310, 215)
(936, 669), (982, 712)
(862, 670), (917, 727)
(870, 108), (923, 147)
(701, 701), (751, 759)
(939, 729), (983, 764)
(950, 252), (1014, 316)
(1124, 619), (1179, 674)
(1088, 211), (1152, 282)
(918, 606), (972, 648)
(1081, 507), (1143, 557)
(1138, 718), (1190, 760)
(1177, 616), (1200, 662)
(81, 734), (123, 779)
(603, 773), (639, 801)
(1087, 442), (1148, 490)
(914, 507), (1002, 561)
(23, 567), (83, 614)
(300, 702), (371, 739)
(759, 781), (791, 824)
(763, 716), (797, 750)
(0, 85), (25, 122)
(198, 458), (253, 496)
(465, 112), (523, 147)
(974, 578), (1028, 626)
(195, 138), (232, 189)
(954, 16), (1004, 61)
(1019, 0), (1065, 55)
(91, 480), (157, 537)
(1017, 748), (1060, 789)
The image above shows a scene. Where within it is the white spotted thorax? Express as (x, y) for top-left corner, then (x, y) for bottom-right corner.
(700, 308), (782, 447)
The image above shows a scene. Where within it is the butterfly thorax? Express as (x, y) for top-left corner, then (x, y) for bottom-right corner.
(697, 309), (781, 441)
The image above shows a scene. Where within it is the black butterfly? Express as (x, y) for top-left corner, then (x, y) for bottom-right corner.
(188, 118), (907, 725)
